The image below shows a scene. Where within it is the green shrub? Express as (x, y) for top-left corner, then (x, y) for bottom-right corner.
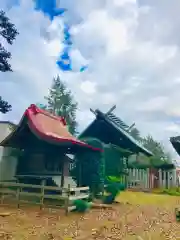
(73, 199), (92, 213)
(156, 188), (180, 196)
(72, 138), (105, 197)
(103, 182), (123, 204)
(106, 176), (127, 191)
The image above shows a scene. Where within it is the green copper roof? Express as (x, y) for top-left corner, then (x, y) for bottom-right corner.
(79, 109), (153, 157)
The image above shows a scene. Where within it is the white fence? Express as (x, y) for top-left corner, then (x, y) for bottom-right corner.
(127, 168), (177, 189)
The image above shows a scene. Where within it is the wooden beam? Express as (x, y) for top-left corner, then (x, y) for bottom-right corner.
(61, 161), (65, 187)
(127, 123), (135, 132)
(105, 105), (116, 115)
(90, 108), (96, 115)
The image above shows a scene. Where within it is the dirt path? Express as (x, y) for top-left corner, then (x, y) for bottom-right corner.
(0, 193), (180, 239)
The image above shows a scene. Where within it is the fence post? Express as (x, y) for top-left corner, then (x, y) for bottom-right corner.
(172, 168), (177, 187)
(16, 186), (20, 208)
(0, 182), (4, 205)
(65, 184), (70, 216)
(167, 171), (170, 189)
(146, 169), (149, 189)
(143, 169), (146, 189)
(159, 169), (162, 188)
(40, 179), (45, 210)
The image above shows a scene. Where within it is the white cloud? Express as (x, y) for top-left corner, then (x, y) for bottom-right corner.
(1, 0), (180, 160)
(113, 0), (136, 7)
(137, 96), (168, 112)
(80, 80), (97, 95)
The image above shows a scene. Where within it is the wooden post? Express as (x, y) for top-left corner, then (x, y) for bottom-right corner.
(61, 160), (65, 188)
(146, 168), (149, 189)
(172, 169), (177, 187)
(40, 179), (45, 210)
(78, 161), (82, 187)
(144, 169), (146, 189)
(16, 186), (20, 208)
(159, 169), (162, 188)
(0, 182), (4, 205)
(65, 184), (70, 215)
(167, 171), (170, 189)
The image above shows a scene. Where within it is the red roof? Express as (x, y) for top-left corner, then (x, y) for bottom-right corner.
(1, 104), (102, 152)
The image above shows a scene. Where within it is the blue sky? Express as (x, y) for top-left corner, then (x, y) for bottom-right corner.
(5, 0), (87, 72)
(1, 0), (180, 158)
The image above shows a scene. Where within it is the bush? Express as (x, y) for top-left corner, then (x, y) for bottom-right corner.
(106, 176), (127, 191)
(72, 138), (105, 197)
(103, 182), (124, 204)
(73, 199), (92, 212)
(152, 188), (180, 196)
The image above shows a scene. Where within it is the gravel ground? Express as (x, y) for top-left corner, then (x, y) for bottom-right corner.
(0, 193), (180, 240)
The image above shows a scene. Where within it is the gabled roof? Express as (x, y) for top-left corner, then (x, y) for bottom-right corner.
(79, 109), (153, 156)
(106, 112), (129, 130)
(0, 104), (102, 153)
(170, 136), (180, 156)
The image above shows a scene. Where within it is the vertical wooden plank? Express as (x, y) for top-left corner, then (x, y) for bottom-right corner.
(159, 169), (162, 188)
(130, 168), (133, 188)
(146, 168), (149, 189)
(16, 186), (20, 208)
(128, 169), (131, 188)
(132, 168), (134, 188)
(136, 168), (138, 187)
(78, 161), (82, 187)
(141, 169), (144, 188)
(162, 170), (164, 188)
(65, 184), (70, 216)
(61, 160), (65, 188)
(40, 179), (45, 210)
(142, 169), (146, 188)
(173, 169), (177, 187)
(167, 171), (170, 189)
(144, 169), (146, 188)
(0, 182), (4, 205)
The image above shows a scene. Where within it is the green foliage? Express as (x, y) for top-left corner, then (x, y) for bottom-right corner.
(73, 199), (92, 213)
(129, 124), (173, 166)
(0, 11), (18, 114)
(106, 176), (127, 190)
(0, 97), (12, 113)
(71, 138), (105, 196)
(142, 135), (165, 158)
(129, 129), (173, 168)
(153, 188), (180, 196)
(104, 144), (130, 176)
(175, 208), (180, 222)
(103, 182), (124, 204)
(161, 188), (180, 196)
(129, 127), (141, 141)
(103, 194), (115, 204)
(0, 11), (19, 72)
(44, 76), (78, 135)
(103, 175), (127, 204)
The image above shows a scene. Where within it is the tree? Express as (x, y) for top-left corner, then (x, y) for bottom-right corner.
(142, 135), (165, 158)
(129, 127), (141, 141)
(0, 96), (11, 113)
(142, 135), (172, 166)
(44, 76), (78, 135)
(0, 11), (18, 113)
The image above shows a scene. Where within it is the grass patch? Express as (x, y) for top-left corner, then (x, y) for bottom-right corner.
(115, 191), (179, 205)
(152, 187), (180, 196)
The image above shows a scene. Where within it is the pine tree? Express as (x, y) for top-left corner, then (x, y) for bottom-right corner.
(45, 76), (78, 135)
(0, 11), (18, 113)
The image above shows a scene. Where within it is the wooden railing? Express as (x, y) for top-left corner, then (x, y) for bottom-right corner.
(0, 182), (90, 215)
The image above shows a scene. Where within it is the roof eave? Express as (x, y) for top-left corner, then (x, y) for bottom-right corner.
(97, 110), (153, 157)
